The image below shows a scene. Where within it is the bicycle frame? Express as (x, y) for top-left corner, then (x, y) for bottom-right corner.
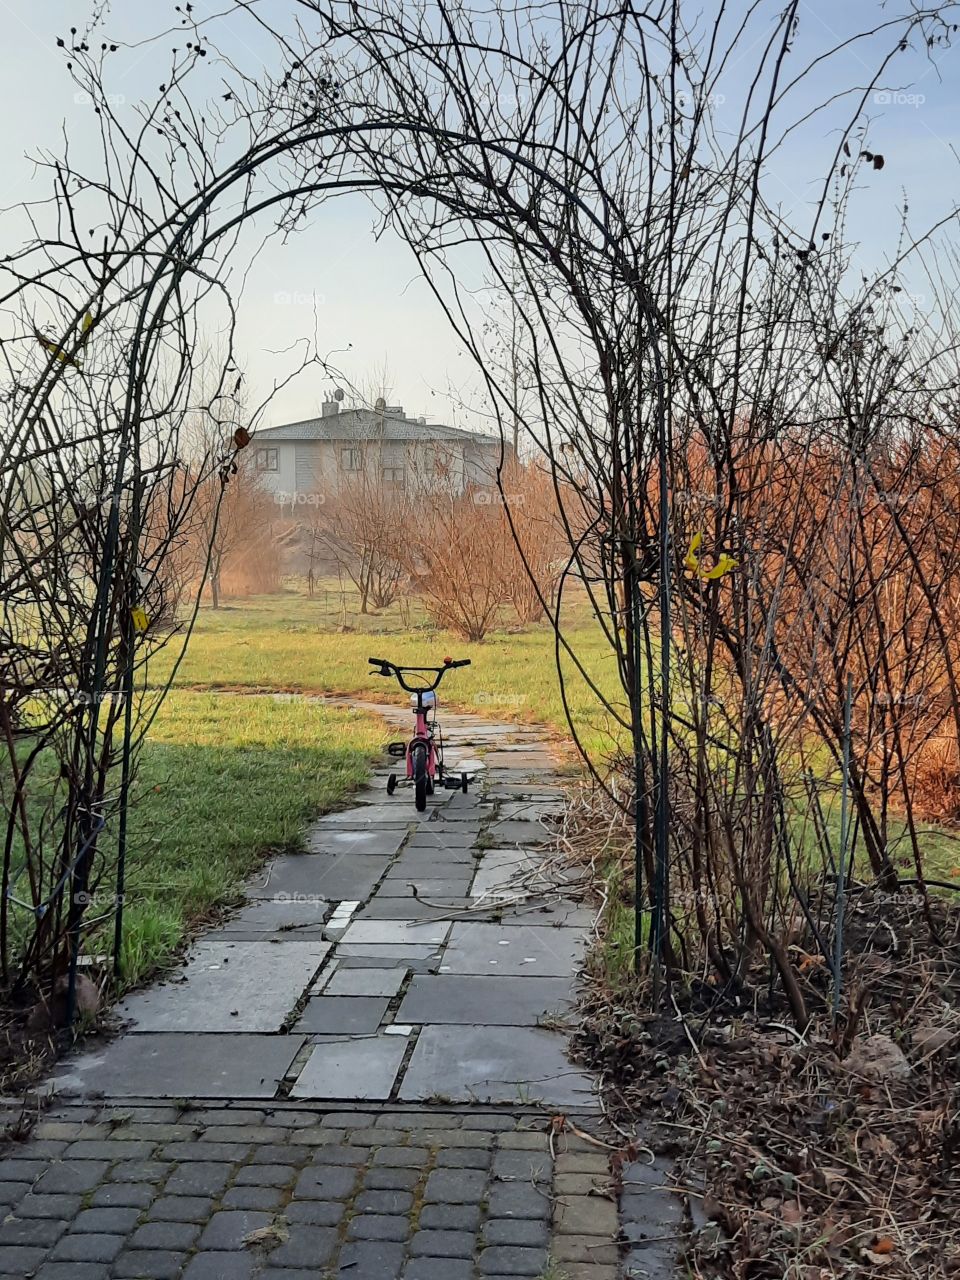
(408, 689), (439, 780)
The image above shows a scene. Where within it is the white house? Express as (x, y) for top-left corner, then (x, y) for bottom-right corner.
(251, 400), (504, 508)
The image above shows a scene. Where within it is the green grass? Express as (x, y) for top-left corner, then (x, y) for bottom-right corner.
(792, 785), (960, 887)
(154, 581), (629, 762)
(5, 691), (385, 990)
(110, 691), (385, 984)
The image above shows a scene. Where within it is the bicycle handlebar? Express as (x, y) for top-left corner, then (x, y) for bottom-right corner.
(368, 656), (471, 693)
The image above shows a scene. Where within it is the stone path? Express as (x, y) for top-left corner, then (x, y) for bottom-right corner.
(0, 707), (682, 1279)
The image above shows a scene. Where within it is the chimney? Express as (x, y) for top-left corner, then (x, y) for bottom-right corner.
(321, 400), (340, 418)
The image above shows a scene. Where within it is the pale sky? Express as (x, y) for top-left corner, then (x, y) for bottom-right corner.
(1, 0), (957, 430)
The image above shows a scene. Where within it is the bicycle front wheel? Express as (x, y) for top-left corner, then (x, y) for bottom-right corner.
(413, 743), (428, 812)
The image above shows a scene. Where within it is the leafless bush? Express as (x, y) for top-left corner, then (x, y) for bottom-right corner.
(400, 489), (515, 641)
(311, 465), (408, 613)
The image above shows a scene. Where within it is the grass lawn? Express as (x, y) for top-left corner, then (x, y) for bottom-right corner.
(5, 692), (385, 992)
(110, 691), (385, 985)
(154, 581), (629, 762)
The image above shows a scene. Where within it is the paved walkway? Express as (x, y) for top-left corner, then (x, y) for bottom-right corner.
(0, 708), (681, 1279)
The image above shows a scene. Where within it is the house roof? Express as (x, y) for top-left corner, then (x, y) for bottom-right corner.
(254, 409), (498, 447)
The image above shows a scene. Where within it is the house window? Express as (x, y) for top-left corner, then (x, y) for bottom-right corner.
(380, 442), (405, 486)
(340, 446), (362, 472)
(255, 447), (279, 472)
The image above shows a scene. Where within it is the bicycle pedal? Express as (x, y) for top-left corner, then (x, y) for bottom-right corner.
(386, 741), (407, 757)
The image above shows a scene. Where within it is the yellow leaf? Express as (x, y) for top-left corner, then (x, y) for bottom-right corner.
(684, 531), (703, 572)
(701, 554), (738, 580)
(36, 333), (81, 368)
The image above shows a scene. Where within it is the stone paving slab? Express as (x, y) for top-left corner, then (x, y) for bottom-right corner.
(469, 850), (541, 898)
(247, 855), (385, 902)
(337, 943), (443, 962)
(208, 898), (330, 939)
(400, 1025), (596, 1106)
(290, 1036), (409, 1100)
(307, 827), (410, 853)
(486, 819), (554, 845)
(356, 898), (464, 922)
(441, 922), (586, 976)
(494, 903), (597, 929)
(295, 995), (391, 1034)
(320, 967), (407, 998)
(339, 920), (451, 948)
(392, 850), (478, 869)
(397, 975), (573, 1026)
(116, 941), (329, 1033)
(376, 878), (474, 898)
(54, 1035), (306, 1098)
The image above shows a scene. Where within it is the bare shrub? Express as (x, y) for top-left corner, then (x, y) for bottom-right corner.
(311, 465), (407, 613)
(402, 489), (515, 641)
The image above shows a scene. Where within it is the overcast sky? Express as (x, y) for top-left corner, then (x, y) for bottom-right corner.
(1, 0), (957, 430)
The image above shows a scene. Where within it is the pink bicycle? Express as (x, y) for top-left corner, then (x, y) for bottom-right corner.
(369, 656), (471, 811)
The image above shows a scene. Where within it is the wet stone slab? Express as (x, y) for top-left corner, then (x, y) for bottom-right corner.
(291, 1035), (408, 1100)
(337, 943), (444, 963)
(321, 967), (408, 997)
(469, 850), (542, 899)
(305, 828), (407, 856)
(357, 898), (463, 922)
(441, 923), (585, 977)
(295, 996), (391, 1035)
(313, 804), (416, 824)
(497, 799), (567, 821)
(395, 862), (479, 883)
(397, 975), (573, 1027)
(339, 920), (451, 948)
(248, 855), (385, 902)
(491, 902), (597, 929)
(209, 897), (330, 939)
(376, 878), (474, 898)
(486, 819), (554, 846)
(55, 1034), (305, 1098)
(116, 940), (329, 1033)
(399, 1025), (595, 1106)
(402, 830), (481, 849)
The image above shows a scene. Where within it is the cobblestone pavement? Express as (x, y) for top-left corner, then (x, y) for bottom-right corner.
(1, 708), (682, 1278)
